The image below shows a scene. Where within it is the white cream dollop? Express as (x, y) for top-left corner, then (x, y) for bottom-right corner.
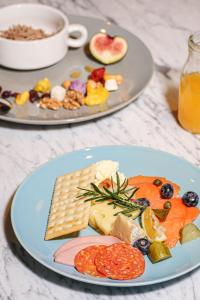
(95, 160), (125, 185)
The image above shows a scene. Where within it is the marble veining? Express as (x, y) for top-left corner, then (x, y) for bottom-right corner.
(0, 0), (200, 299)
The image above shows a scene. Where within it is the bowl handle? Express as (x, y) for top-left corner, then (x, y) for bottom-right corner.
(68, 24), (88, 48)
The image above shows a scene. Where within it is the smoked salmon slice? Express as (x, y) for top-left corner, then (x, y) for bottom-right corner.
(128, 176), (199, 248)
(128, 175), (180, 197)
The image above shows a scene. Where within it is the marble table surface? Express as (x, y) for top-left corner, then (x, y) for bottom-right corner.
(1, 0), (200, 299)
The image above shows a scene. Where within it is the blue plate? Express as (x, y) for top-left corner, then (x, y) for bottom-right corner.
(11, 146), (200, 287)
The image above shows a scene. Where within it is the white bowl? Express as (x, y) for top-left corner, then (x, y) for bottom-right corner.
(0, 3), (88, 70)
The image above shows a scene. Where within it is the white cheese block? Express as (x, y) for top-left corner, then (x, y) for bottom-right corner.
(89, 201), (140, 235)
(110, 214), (145, 244)
(105, 79), (118, 91)
(51, 85), (66, 101)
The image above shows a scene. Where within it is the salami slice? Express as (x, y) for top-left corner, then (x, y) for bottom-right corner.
(95, 243), (145, 280)
(74, 245), (107, 278)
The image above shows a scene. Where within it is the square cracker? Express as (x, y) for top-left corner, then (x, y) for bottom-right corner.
(45, 164), (96, 240)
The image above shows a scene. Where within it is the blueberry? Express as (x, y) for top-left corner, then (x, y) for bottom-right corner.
(153, 179), (162, 186)
(182, 191), (199, 207)
(133, 238), (150, 255)
(135, 198), (150, 208)
(160, 183), (174, 199)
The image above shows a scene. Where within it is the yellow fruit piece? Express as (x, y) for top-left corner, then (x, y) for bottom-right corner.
(15, 91), (30, 105)
(104, 74), (124, 85)
(141, 207), (166, 242)
(84, 82), (109, 106)
(34, 77), (51, 93)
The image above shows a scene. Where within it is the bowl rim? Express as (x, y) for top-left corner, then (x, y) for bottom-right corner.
(0, 3), (68, 44)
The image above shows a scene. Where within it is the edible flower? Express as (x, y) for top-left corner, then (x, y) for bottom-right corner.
(70, 80), (86, 95)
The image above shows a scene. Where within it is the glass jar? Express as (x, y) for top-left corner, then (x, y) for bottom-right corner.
(178, 32), (200, 133)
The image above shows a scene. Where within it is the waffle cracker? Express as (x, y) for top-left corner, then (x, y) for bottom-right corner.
(45, 164), (96, 240)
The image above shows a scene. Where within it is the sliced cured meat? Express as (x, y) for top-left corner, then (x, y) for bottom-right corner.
(74, 245), (107, 277)
(128, 176), (180, 198)
(95, 243), (145, 280)
(54, 235), (122, 257)
(55, 241), (112, 266)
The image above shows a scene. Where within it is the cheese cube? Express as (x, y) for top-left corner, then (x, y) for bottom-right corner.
(105, 79), (118, 91)
(51, 85), (66, 101)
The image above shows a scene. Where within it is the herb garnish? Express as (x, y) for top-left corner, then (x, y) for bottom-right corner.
(77, 172), (143, 216)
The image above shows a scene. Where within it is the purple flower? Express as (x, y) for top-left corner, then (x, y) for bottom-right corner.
(69, 80), (86, 95)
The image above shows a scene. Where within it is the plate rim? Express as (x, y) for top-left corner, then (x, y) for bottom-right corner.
(11, 145), (200, 286)
(0, 15), (154, 125)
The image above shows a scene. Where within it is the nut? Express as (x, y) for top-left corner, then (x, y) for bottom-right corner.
(63, 90), (84, 110)
(39, 97), (62, 110)
(63, 99), (81, 110)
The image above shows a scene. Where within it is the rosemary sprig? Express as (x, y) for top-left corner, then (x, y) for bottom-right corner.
(77, 172), (143, 214)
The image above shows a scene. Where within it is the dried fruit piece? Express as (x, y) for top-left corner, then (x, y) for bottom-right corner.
(90, 67), (105, 82)
(84, 65), (94, 73)
(84, 82), (109, 106)
(70, 71), (81, 79)
(104, 74), (124, 85)
(0, 98), (12, 113)
(89, 33), (128, 64)
(62, 80), (71, 89)
(15, 91), (30, 105)
(34, 78), (51, 93)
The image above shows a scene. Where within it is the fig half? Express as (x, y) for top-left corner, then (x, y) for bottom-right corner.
(89, 33), (128, 64)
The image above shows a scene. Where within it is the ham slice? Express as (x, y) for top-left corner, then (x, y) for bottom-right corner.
(54, 235), (122, 266)
(54, 235), (121, 257)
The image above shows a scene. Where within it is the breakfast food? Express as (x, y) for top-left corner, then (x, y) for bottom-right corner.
(0, 24), (54, 40)
(0, 66), (124, 113)
(47, 160), (199, 281)
(44, 164), (96, 240)
(89, 33), (128, 64)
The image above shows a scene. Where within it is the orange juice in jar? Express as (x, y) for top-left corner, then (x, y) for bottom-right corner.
(178, 33), (200, 133)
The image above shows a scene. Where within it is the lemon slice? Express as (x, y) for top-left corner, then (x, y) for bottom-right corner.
(141, 207), (166, 242)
